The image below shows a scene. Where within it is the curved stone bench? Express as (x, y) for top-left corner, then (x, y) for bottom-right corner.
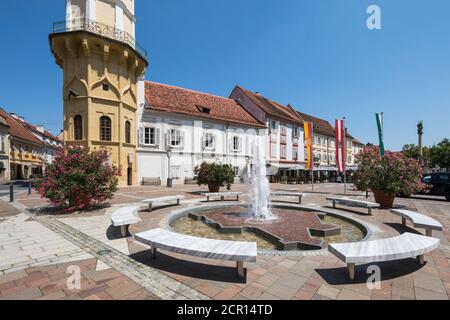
(390, 209), (443, 237)
(327, 196), (380, 215)
(135, 228), (257, 278)
(201, 192), (243, 202)
(271, 192), (304, 204)
(111, 206), (142, 238)
(328, 233), (440, 280)
(142, 195), (185, 212)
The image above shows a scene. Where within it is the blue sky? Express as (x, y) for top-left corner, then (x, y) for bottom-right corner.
(0, 0), (449, 150)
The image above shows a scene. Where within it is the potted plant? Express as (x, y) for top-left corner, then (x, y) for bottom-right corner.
(354, 146), (425, 208)
(194, 162), (235, 192)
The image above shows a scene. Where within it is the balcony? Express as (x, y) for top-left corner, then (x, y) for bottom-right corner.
(52, 19), (148, 61)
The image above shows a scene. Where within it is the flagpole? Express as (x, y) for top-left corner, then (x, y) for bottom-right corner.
(343, 119), (347, 195)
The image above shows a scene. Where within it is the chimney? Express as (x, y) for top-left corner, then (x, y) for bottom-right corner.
(255, 92), (261, 96)
(36, 125), (45, 133)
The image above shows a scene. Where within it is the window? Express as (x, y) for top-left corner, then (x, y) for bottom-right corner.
(25, 145), (29, 155)
(143, 127), (160, 146)
(269, 120), (278, 133)
(203, 133), (216, 149)
(18, 144), (23, 153)
(125, 121), (131, 144)
(422, 175), (432, 184)
(232, 136), (240, 152)
(1, 136), (4, 153)
(281, 125), (287, 136)
(169, 129), (183, 147)
(270, 143), (277, 158)
(438, 175), (449, 182)
(233, 167), (240, 177)
(74, 115), (83, 140)
(280, 145), (287, 159)
(100, 116), (112, 141)
(293, 147), (299, 160)
(102, 83), (109, 91)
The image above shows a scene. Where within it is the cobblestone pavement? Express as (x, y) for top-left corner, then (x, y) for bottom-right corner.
(1, 183), (449, 300)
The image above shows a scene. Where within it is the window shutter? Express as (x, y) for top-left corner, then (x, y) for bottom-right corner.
(180, 131), (185, 148)
(138, 127), (143, 146)
(165, 131), (171, 148)
(155, 128), (161, 146)
(212, 135), (217, 150)
(202, 134), (206, 149)
(238, 137), (243, 152)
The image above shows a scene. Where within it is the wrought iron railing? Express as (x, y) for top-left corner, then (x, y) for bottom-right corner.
(52, 19), (148, 61)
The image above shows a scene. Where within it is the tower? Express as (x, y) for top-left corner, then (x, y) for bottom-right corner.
(50, 0), (148, 186)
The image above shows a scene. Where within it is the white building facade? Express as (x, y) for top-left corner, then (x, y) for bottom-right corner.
(137, 82), (267, 185)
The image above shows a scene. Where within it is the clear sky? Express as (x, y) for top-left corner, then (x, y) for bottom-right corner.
(0, 0), (449, 150)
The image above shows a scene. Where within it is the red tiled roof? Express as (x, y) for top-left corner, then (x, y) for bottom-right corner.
(234, 86), (304, 124)
(144, 82), (266, 128)
(296, 111), (335, 137)
(12, 117), (62, 144)
(0, 108), (43, 146)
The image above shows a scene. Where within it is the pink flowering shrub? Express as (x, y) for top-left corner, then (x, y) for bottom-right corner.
(354, 145), (426, 196)
(35, 146), (120, 212)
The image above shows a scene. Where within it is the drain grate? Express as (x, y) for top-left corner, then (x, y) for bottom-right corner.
(97, 249), (112, 256)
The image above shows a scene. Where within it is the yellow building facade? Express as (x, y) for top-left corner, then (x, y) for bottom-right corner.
(50, 0), (147, 185)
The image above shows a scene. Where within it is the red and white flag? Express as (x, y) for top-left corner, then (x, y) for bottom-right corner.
(335, 119), (346, 173)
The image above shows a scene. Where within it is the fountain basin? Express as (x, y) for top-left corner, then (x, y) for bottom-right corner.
(168, 204), (367, 252)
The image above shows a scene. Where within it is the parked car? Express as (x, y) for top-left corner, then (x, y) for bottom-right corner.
(420, 173), (450, 201)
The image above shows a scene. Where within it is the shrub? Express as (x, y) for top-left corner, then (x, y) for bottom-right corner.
(354, 145), (425, 196)
(35, 146), (120, 212)
(194, 162), (235, 190)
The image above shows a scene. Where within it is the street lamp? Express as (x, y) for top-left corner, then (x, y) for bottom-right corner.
(167, 147), (173, 188)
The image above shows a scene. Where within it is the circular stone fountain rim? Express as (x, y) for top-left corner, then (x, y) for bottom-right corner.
(164, 203), (373, 257)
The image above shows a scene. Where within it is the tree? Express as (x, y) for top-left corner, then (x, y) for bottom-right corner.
(401, 144), (429, 163)
(429, 139), (450, 171)
(35, 146), (120, 212)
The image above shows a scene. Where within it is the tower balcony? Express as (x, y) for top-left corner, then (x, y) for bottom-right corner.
(52, 19), (148, 62)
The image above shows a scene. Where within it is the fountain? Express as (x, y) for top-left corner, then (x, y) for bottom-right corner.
(249, 135), (276, 220)
(170, 135), (366, 252)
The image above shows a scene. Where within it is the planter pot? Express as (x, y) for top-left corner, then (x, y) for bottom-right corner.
(208, 184), (221, 193)
(373, 190), (396, 208)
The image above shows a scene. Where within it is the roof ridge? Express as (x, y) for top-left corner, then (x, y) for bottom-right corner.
(145, 81), (235, 102)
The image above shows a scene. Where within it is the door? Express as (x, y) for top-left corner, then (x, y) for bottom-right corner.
(127, 167), (132, 186)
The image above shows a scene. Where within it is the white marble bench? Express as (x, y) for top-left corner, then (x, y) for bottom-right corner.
(134, 228), (257, 278)
(328, 233), (440, 280)
(142, 195), (185, 212)
(111, 206), (142, 238)
(390, 209), (443, 237)
(327, 196), (380, 215)
(271, 192), (304, 204)
(201, 192), (243, 202)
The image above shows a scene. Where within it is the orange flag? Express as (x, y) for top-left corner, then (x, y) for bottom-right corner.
(304, 122), (314, 170)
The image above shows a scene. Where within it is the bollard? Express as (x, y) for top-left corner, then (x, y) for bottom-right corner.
(28, 180), (32, 195)
(10, 183), (14, 202)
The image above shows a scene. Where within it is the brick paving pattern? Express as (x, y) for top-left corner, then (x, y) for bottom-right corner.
(1, 183), (449, 300)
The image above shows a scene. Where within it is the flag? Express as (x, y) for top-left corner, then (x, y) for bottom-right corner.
(376, 113), (385, 157)
(335, 119), (346, 173)
(304, 122), (314, 171)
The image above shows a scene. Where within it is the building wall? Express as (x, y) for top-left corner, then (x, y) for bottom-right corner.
(137, 110), (266, 184)
(9, 139), (43, 180)
(51, 0), (146, 186)
(0, 127), (10, 181)
(267, 118), (305, 165)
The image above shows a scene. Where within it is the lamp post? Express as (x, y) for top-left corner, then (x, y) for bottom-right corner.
(167, 147), (173, 188)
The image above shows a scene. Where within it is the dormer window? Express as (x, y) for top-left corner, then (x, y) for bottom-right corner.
(196, 105), (211, 114)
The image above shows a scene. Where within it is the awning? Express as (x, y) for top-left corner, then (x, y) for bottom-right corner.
(316, 166), (338, 172)
(266, 165), (280, 176)
(288, 165), (306, 171)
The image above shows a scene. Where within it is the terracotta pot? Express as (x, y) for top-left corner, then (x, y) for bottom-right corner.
(208, 184), (221, 193)
(373, 190), (396, 209)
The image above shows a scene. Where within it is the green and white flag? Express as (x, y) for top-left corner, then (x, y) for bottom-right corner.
(376, 113), (385, 157)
